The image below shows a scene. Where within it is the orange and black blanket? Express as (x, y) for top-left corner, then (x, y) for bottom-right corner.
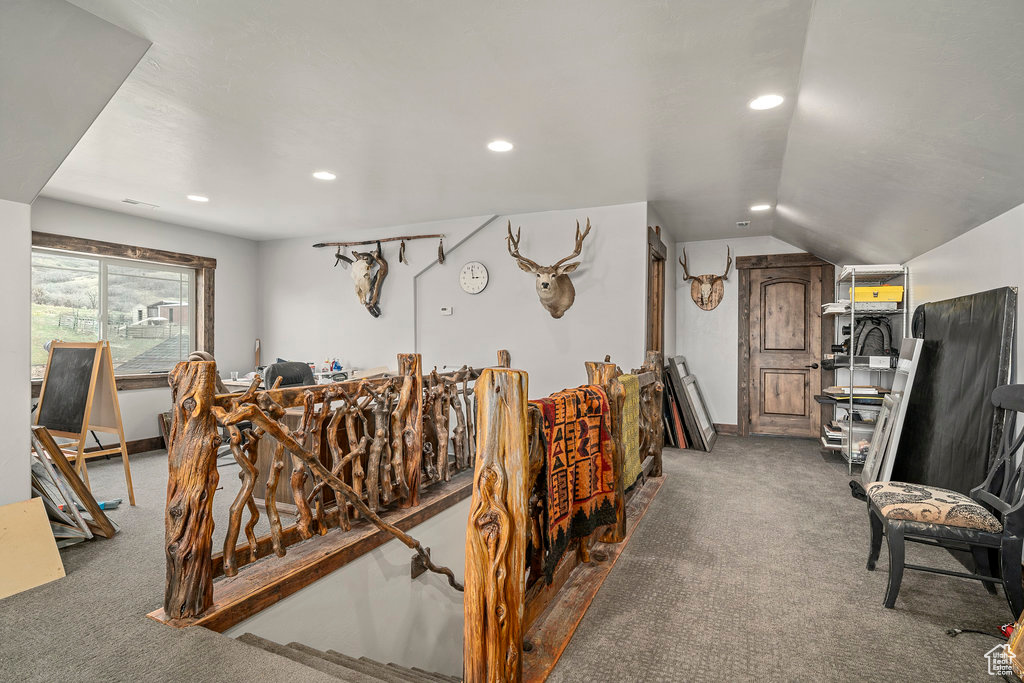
(530, 385), (617, 581)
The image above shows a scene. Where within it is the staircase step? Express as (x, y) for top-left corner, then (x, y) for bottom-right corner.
(284, 643), (385, 683)
(237, 633), (372, 681)
(358, 656), (440, 683)
(411, 666), (461, 683)
(386, 662), (459, 683)
(320, 648), (416, 683)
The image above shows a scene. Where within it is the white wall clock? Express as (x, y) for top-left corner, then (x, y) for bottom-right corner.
(459, 261), (489, 294)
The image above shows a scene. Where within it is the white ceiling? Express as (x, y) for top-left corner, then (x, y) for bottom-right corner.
(0, 0), (149, 203)
(34, 1), (1024, 264)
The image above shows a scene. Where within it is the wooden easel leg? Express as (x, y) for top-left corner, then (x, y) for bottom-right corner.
(76, 442), (91, 489)
(120, 435), (135, 506)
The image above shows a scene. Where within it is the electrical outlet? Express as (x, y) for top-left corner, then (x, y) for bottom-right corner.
(440, 306), (453, 316)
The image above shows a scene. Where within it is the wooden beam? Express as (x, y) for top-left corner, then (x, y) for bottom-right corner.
(464, 368), (530, 683)
(32, 231), (217, 270)
(585, 361), (626, 544)
(163, 361), (220, 620)
(398, 353), (424, 508)
(735, 252), (832, 270)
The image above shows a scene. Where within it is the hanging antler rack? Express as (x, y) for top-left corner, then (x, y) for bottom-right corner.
(312, 234), (444, 248)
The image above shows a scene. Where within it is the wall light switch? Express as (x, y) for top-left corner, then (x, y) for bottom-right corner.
(440, 306), (453, 316)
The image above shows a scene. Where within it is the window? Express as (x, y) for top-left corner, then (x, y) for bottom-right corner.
(30, 232), (216, 393)
(32, 250), (195, 377)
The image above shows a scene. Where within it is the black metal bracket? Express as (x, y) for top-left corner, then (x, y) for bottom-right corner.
(411, 547), (431, 580)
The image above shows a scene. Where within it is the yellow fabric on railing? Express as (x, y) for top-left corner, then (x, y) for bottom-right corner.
(620, 374), (642, 488)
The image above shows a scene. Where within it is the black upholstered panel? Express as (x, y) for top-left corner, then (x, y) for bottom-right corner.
(892, 287), (1016, 495)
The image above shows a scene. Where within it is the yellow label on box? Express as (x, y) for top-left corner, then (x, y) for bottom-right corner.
(854, 285), (903, 302)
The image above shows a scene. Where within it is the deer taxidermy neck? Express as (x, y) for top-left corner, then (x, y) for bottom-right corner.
(680, 246), (731, 311)
(506, 218), (592, 319)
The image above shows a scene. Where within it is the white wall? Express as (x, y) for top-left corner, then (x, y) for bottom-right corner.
(256, 215), (491, 372)
(908, 200), (1024, 375)
(674, 235), (804, 425)
(416, 203), (649, 398)
(30, 198), (260, 442)
(225, 498), (469, 676)
(0, 199), (31, 505)
(257, 202), (649, 399)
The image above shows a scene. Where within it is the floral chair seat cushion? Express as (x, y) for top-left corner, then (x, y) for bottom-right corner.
(866, 481), (1002, 533)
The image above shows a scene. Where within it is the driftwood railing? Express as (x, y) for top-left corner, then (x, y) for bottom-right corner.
(464, 351), (665, 682)
(163, 352), (495, 622)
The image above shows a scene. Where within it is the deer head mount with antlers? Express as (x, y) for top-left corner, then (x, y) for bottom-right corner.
(506, 218), (592, 319)
(680, 246), (731, 311)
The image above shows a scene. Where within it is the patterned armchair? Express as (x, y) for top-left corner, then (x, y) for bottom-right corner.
(865, 384), (1024, 617)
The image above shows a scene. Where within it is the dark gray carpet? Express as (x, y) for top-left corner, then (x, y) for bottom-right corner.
(0, 450), (332, 683)
(549, 436), (1009, 682)
(2, 437), (1011, 681)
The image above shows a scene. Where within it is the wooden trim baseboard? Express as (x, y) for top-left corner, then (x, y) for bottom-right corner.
(713, 423), (739, 436)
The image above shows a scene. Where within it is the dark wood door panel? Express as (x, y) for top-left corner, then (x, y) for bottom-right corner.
(749, 265), (822, 437)
(762, 369), (808, 416)
(761, 280), (808, 351)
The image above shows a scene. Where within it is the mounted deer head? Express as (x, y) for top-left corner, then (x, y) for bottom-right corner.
(506, 218), (592, 319)
(680, 246), (731, 311)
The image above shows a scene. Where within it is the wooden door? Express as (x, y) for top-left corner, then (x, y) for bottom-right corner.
(748, 266), (823, 436)
(646, 227), (667, 353)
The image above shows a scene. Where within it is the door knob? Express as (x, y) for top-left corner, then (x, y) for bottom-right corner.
(806, 363), (819, 369)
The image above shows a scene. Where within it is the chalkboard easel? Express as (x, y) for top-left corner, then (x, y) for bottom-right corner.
(34, 341), (135, 506)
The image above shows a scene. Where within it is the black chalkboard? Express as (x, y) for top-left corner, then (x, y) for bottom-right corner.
(36, 346), (98, 434)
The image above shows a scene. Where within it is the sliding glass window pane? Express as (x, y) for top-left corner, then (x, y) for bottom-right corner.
(31, 252), (100, 378)
(106, 262), (193, 373)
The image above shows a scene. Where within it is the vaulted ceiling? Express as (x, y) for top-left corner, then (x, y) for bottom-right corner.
(35, 1), (1024, 264)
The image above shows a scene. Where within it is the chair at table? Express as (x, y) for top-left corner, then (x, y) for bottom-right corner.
(865, 384), (1024, 617)
(264, 361), (315, 389)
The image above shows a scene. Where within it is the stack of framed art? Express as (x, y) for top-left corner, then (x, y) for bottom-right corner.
(663, 355), (717, 451)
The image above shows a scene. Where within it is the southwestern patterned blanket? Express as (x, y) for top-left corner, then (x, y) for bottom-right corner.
(531, 385), (617, 581)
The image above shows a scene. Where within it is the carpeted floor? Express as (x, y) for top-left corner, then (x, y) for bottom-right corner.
(549, 437), (1010, 682)
(0, 437), (1011, 681)
(0, 450), (331, 683)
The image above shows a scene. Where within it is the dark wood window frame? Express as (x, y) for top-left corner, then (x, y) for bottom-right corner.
(30, 231), (215, 397)
(736, 252), (835, 437)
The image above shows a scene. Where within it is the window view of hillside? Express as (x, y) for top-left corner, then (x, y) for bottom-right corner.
(31, 250), (193, 378)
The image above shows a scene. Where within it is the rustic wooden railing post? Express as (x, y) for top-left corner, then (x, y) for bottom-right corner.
(398, 353), (424, 508)
(586, 361), (627, 544)
(643, 350), (665, 477)
(164, 360), (220, 620)
(464, 368), (530, 683)
(497, 349), (511, 368)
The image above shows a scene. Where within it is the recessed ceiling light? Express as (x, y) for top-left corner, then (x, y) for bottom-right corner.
(487, 139), (514, 152)
(749, 94), (784, 110)
(750, 204), (773, 212)
(312, 170), (336, 180)
(187, 194), (209, 203)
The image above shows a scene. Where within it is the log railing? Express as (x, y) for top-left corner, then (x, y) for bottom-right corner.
(464, 352), (664, 682)
(163, 352), (491, 622)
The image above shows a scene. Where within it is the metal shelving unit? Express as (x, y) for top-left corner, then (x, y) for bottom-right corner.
(826, 265), (910, 473)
